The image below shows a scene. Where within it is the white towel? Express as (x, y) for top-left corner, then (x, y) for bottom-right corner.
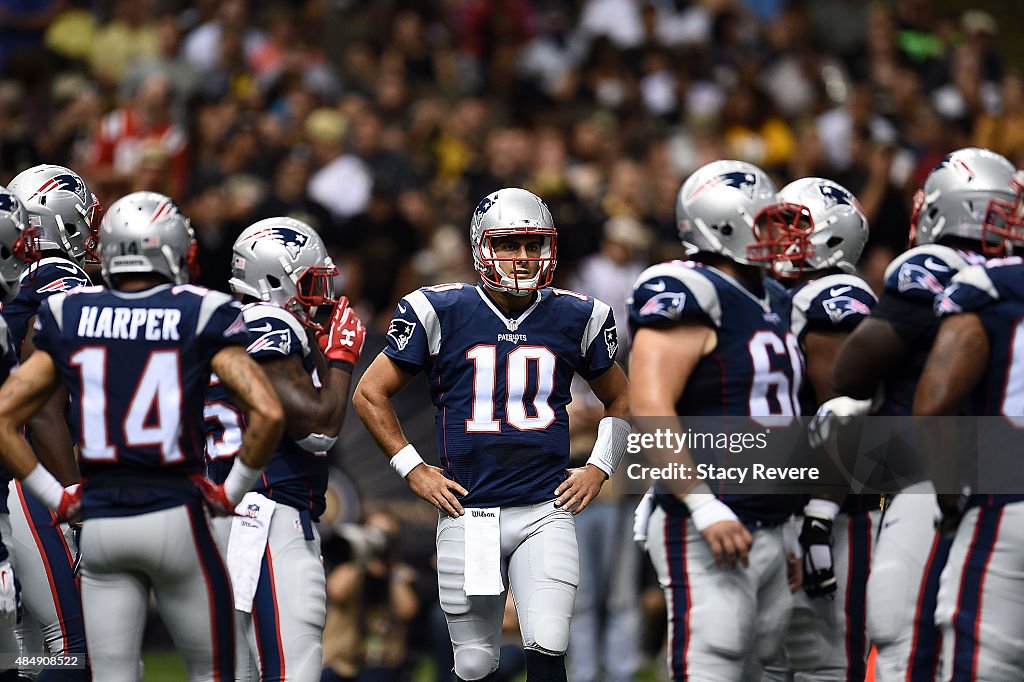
(463, 507), (503, 595)
(633, 490), (656, 551)
(226, 492), (276, 613)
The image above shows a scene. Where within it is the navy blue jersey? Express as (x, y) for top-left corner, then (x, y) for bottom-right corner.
(873, 245), (984, 415)
(32, 284), (249, 519)
(383, 283), (617, 508)
(790, 273), (876, 412)
(0, 317), (16, 516)
(204, 303), (330, 520)
(628, 261), (803, 524)
(2, 257), (90, 356)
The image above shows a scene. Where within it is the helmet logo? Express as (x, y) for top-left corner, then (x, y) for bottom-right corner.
(818, 183), (854, 208)
(244, 226), (310, 259)
(0, 194), (19, 214)
(475, 197), (494, 215)
(148, 199), (179, 225)
(933, 155), (976, 182)
(688, 171), (757, 201)
(30, 174), (86, 202)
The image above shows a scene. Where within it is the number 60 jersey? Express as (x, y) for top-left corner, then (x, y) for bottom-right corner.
(384, 283), (618, 508)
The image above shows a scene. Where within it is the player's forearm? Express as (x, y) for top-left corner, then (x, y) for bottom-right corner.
(236, 408), (284, 470)
(308, 367), (353, 436)
(26, 388), (80, 485)
(212, 347), (285, 469)
(0, 427), (41, 480)
(353, 383), (410, 457)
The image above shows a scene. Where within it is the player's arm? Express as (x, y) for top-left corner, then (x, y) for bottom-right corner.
(0, 351), (78, 518)
(804, 330), (848, 404)
(20, 320), (80, 485)
(555, 363), (630, 515)
(831, 317), (907, 399)
(260, 353), (352, 442)
(630, 322), (752, 568)
(210, 346), (286, 503)
(354, 353), (468, 518)
(914, 313), (988, 526)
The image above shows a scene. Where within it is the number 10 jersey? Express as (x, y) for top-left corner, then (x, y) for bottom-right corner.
(383, 283), (617, 508)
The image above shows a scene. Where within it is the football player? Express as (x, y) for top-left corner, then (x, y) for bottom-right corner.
(2, 164), (96, 678)
(824, 147), (1021, 680)
(0, 186), (41, 677)
(354, 187), (630, 682)
(0, 191), (284, 682)
(915, 199), (1024, 681)
(750, 177), (876, 680)
(628, 160), (802, 680)
(203, 217), (364, 681)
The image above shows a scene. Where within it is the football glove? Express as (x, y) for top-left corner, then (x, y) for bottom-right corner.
(799, 511), (837, 599)
(0, 559), (19, 626)
(318, 297), (365, 366)
(57, 484), (82, 524)
(189, 475), (237, 517)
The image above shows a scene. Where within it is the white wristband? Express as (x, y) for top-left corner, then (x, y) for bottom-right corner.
(804, 498), (840, 521)
(22, 464), (64, 511)
(223, 459), (262, 505)
(683, 483), (738, 532)
(390, 444), (425, 479)
(586, 416), (631, 476)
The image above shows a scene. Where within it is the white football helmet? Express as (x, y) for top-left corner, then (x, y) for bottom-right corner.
(99, 192), (196, 287)
(470, 187), (557, 296)
(8, 164), (99, 265)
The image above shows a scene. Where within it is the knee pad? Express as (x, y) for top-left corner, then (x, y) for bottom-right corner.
(454, 646), (498, 681)
(523, 612), (571, 655)
(523, 650), (567, 682)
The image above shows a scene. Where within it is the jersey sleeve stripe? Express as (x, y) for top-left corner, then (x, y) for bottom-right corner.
(952, 265), (999, 300)
(581, 298), (611, 357)
(405, 290), (441, 356)
(47, 292), (68, 333)
(196, 290), (235, 337)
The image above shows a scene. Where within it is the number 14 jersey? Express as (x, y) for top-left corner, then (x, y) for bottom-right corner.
(383, 283), (618, 508)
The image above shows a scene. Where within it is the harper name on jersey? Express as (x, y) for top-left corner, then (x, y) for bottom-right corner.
(31, 284), (249, 519)
(628, 260), (803, 524)
(204, 302), (330, 520)
(384, 283), (617, 508)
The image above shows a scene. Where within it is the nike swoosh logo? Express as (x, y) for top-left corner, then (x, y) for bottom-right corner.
(643, 280), (667, 292)
(829, 286), (852, 296)
(398, 304), (408, 313)
(810, 519), (830, 532)
(924, 257), (951, 272)
(249, 324), (273, 333)
(54, 264), (81, 275)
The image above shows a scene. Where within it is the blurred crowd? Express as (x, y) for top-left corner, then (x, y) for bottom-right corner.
(1, 0), (1020, 678)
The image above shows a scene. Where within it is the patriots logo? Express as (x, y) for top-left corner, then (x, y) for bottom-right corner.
(246, 329), (292, 355)
(822, 295), (871, 323)
(897, 263), (945, 295)
(243, 226), (310, 259)
(604, 326), (618, 359)
(475, 197), (494, 215)
(36, 276), (88, 294)
(818, 182), (855, 209)
(0, 194), (19, 214)
(932, 154), (976, 182)
(935, 292), (963, 315)
(245, 503), (260, 518)
(638, 291), (687, 319)
(688, 171), (757, 201)
(29, 173), (86, 202)
(387, 319), (417, 351)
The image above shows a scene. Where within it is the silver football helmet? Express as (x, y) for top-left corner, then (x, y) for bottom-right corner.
(8, 164), (99, 265)
(749, 177), (869, 278)
(911, 147), (1019, 254)
(0, 187), (36, 302)
(470, 187), (557, 296)
(676, 160), (777, 265)
(229, 217), (338, 331)
(99, 192), (196, 287)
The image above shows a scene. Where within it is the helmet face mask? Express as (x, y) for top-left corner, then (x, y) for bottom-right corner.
(229, 217), (339, 332)
(471, 189), (558, 297)
(980, 171), (1024, 255)
(748, 203), (815, 278)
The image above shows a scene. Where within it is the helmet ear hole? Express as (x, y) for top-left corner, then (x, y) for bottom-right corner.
(0, 246), (9, 259)
(826, 236), (843, 248)
(717, 223), (733, 236)
(266, 274), (281, 289)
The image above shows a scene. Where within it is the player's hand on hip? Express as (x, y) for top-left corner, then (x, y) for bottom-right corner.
(554, 464), (607, 514)
(407, 465), (466, 518)
(701, 520), (752, 569)
(0, 560), (17, 626)
(318, 296), (366, 365)
(57, 484), (82, 524)
(189, 475), (238, 516)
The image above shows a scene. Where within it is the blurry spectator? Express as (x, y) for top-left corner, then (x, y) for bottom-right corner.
(816, 82), (897, 172)
(34, 73), (98, 167)
(516, 5), (587, 100)
(307, 107), (373, 222)
(181, 0), (263, 72)
(578, 0), (643, 49)
(322, 510), (419, 682)
(250, 4), (340, 100)
(974, 72), (1024, 165)
(255, 146), (334, 239)
(87, 0), (159, 86)
(932, 46), (1001, 131)
(88, 70), (188, 201)
(0, 0), (61, 77)
(721, 86), (796, 170)
(351, 109), (417, 194)
(120, 13), (199, 126)
(0, 80), (36, 177)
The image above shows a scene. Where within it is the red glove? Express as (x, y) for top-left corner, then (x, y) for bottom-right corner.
(56, 485), (82, 524)
(189, 475), (237, 517)
(317, 297), (365, 366)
